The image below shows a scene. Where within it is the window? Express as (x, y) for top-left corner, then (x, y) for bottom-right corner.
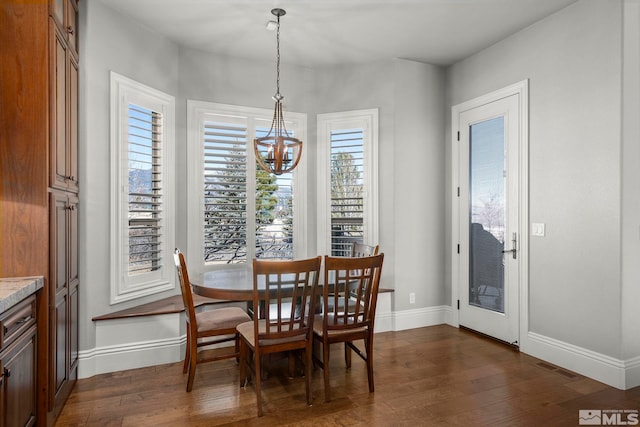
(317, 109), (379, 256)
(187, 101), (307, 270)
(110, 72), (175, 304)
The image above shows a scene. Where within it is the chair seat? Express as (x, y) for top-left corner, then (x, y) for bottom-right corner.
(312, 314), (367, 337)
(237, 319), (306, 347)
(196, 306), (251, 334)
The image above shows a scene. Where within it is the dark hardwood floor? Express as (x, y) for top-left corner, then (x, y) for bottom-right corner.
(55, 325), (640, 426)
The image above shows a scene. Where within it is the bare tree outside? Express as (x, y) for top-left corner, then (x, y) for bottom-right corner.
(472, 191), (505, 243)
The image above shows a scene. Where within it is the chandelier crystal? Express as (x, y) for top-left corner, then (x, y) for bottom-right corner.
(254, 8), (303, 176)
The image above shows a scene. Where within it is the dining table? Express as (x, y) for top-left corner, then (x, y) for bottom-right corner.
(190, 267), (357, 300)
(190, 267), (257, 302)
(191, 265), (391, 295)
(190, 265), (393, 316)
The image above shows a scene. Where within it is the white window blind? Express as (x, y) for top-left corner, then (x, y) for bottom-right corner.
(330, 129), (364, 256)
(317, 109), (378, 257)
(110, 71), (175, 304)
(203, 121), (248, 263)
(127, 104), (163, 274)
(187, 101), (307, 269)
(201, 122), (295, 263)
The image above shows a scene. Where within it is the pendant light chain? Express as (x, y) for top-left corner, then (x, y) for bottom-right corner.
(275, 13), (281, 100)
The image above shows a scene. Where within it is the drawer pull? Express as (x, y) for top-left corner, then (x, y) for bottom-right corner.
(2, 315), (32, 335)
(2, 368), (10, 378)
(16, 315), (31, 325)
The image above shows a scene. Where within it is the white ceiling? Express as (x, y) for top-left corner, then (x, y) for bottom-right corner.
(103, 0), (577, 67)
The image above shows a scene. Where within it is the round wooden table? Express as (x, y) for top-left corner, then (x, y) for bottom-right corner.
(190, 267), (256, 301)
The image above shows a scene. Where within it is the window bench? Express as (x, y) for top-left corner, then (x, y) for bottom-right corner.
(92, 294), (227, 321)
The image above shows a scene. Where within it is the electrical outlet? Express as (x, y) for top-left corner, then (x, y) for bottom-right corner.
(409, 292), (416, 304)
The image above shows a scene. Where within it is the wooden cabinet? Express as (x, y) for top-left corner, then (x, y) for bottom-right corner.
(0, 0), (80, 425)
(49, 192), (79, 414)
(0, 295), (38, 427)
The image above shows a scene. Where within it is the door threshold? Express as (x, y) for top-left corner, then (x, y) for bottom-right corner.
(459, 325), (520, 351)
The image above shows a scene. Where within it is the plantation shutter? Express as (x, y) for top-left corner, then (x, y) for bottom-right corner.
(203, 121), (248, 263)
(330, 128), (364, 256)
(127, 104), (163, 274)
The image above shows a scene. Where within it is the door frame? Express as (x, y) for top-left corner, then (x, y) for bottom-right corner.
(451, 80), (529, 347)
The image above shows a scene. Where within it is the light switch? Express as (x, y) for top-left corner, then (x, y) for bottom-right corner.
(531, 223), (545, 237)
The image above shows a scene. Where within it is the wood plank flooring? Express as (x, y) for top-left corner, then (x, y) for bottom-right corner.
(55, 325), (640, 426)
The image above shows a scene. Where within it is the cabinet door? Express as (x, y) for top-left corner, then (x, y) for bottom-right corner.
(49, 192), (69, 406)
(1, 327), (37, 427)
(50, 23), (69, 192)
(50, 20), (78, 193)
(68, 55), (79, 192)
(68, 195), (79, 375)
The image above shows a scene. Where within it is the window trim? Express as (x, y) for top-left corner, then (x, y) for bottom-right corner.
(316, 109), (379, 255)
(110, 72), (176, 304)
(186, 100), (308, 273)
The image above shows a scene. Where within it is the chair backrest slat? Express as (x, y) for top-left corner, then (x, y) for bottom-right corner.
(253, 257), (322, 342)
(323, 253), (384, 332)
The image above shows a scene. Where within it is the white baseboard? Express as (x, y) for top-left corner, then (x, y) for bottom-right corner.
(78, 336), (184, 379)
(374, 311), (393, 333)
(78, 306), (640, 391)
(80, 305), (454, 378)
(80, 313), (185, 378)
(392, 305), (454, 331)
(624, 355), (640, 389)
(523, 332), (640, 390)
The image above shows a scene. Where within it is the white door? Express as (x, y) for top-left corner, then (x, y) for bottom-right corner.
(453, 82), (527, 346)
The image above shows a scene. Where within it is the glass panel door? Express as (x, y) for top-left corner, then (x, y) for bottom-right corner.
(454, 83), (526, 346)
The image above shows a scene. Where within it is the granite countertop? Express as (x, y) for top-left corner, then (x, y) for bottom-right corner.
(0, 277), (44, 315)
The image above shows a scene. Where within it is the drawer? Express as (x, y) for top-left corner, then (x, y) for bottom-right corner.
(0, 295), (36, 350)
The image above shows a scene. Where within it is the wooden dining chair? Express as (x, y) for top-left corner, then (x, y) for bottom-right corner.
(313, 253), (384, 402)
(325, 242), (380, 325)
(173, 248), (251, 392)
(237, 256), (321, 417)
(351, 242), (379, 258)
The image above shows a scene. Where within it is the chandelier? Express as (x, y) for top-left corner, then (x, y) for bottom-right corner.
(254, 8), (303, 176)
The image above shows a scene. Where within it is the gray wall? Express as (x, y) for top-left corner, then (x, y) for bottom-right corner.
(447, 0), (624, 357)
(393, 60), (446, 309)
(80, 0), (180, 349)
(621, 0), (640, 362)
